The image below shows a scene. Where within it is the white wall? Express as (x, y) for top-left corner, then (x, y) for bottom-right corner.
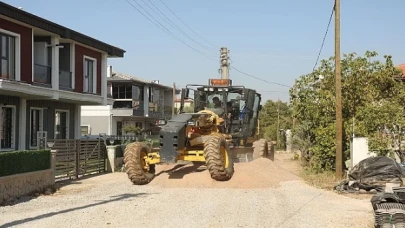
(350, 137), (376, 168)
(81, 105), (112, 116)
(81, 105), (112, 135)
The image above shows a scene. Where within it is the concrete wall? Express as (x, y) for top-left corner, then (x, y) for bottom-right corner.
(81, 105), (111, 135)
(81, 116), (110, 135)
(0, 151), (55, 205)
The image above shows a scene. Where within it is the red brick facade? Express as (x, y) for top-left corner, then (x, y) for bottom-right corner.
(0, 18), (32, 83)
(74, 44), (102, 94)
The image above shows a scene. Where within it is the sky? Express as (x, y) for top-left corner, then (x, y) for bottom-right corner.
(3, 0), (405, 102)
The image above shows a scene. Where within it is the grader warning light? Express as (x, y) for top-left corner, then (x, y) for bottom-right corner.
(209, 79), (232, 86)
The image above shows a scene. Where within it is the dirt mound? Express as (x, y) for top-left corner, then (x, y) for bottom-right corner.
(149, 157), (301, 189)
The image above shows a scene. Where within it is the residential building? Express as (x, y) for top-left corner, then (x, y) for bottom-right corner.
(0, 2), (125, 151)
(81, 67), (180, 136)
(174, 98), (193, 109)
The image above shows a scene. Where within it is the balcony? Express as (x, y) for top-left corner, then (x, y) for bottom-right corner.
(59, 69), (72, 90)
(149, 111), (162, 119)
(33, 64), (51, 86)
(112, 100), (145, 117)
(133, 109), (144, 116)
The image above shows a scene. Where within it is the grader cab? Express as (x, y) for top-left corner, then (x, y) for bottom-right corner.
(123, 79), (274, 185)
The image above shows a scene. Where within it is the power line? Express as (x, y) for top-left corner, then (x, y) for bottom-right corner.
(142, 0), (211, 51)
(125, 0), (216, 61)
(230, 64), (292, 88)
(258, 90), (290, 93)
(157, 0), (218, 49)
(126, 0), (291, 88)
(312, 3), (335, 72)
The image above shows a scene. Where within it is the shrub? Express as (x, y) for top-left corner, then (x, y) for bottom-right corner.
(0, 150), (51, 177)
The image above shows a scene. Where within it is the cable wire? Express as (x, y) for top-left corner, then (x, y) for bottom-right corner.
(127, 0), (291, 88)
(230, 65), (292, 88)
(157, 0), (218, 49)
(312, 3), (335, 72)
(143, 0), (211, 51)
(125, 0), (216, 61)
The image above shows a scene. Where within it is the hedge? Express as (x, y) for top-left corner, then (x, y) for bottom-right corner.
(0, 150), (51, 177)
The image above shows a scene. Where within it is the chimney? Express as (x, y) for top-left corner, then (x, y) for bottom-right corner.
(107, 65), (113, 78)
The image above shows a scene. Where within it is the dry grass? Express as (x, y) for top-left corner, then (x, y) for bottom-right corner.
(299, 169), (339, 191)
(276, 152), (374, 200)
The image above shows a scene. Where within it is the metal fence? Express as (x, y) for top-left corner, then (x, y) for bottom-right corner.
(104, 134), (161, 147)
(48, 138), (107, 181)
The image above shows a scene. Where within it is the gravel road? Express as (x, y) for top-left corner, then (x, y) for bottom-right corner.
(0, 154), (374, 228)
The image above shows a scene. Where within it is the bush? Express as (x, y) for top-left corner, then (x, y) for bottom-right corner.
(0, 150), (51, 177)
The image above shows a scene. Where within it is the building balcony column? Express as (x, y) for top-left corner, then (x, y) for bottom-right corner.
(51, 36), (60, 99)
(101, 53), (107, 105)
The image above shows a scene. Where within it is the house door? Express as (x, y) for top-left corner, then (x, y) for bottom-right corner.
(117, 121), (122, 136)
(55, 110), (69, 139)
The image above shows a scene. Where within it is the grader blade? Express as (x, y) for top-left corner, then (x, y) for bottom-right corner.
(230, 147), (254, 163)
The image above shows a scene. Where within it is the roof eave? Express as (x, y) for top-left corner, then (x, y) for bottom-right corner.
(0, 2), (126, 57)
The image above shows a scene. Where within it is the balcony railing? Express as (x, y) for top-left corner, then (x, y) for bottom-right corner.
(133, 109), (144, 117)
(59, 70), (72, 89)
(34, 64), (51, 85)
(149, 111), (163, 119)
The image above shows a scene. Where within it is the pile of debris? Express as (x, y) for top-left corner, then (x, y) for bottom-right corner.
(334, 156), (405, 227)
(334, 156), (404, 193)
(371, 187), (405, 228)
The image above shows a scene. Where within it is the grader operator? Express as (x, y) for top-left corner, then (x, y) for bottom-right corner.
(123, 79), (273, 185)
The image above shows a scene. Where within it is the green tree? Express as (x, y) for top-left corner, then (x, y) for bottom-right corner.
(259, 99), (292, 149)
(290, 51), (405, 172)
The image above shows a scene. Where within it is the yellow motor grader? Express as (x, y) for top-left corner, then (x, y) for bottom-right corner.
(123, 79), (274, 185)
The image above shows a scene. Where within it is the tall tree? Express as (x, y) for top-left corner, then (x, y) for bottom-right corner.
(290, 51), (405, 172)
(259, 99), (292, 148)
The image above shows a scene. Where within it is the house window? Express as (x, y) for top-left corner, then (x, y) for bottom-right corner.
(0, 32), (15, 80)
(55, 110), (69, 139)
(30, 108), (43, 148)
(84, 57), (96, 93)
(112, 84), (133, 99)
(0, 106), (15, 150)
(81, 125), (90, 136)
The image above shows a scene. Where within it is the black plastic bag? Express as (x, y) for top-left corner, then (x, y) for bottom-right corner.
(334, 156), (403, 192)
(349, 156), (403, 185)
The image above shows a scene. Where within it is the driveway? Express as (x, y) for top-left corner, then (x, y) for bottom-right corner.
(0, 154), (374, 228)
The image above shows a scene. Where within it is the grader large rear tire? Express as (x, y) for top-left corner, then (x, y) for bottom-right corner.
(204, 136), (234, 181)
(253, 139), (274, 161)
(123, 142), (155, 185)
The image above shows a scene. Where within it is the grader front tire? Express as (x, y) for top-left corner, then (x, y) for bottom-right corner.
(204, 136), (234, 181)
(253, 139), (274, 161)
(123, 142), (155, 185)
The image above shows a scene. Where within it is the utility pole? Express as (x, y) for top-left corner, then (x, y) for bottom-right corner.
(172, 82), (176, 116)
(219, 47), (230, 79)
(335, 0), (343, 180)
(277, 98), (280, 148)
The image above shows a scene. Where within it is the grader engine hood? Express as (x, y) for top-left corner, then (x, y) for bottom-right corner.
(159, 114), (193, 163)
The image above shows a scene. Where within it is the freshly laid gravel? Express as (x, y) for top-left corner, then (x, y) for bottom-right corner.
(0, 155), (374, 228)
